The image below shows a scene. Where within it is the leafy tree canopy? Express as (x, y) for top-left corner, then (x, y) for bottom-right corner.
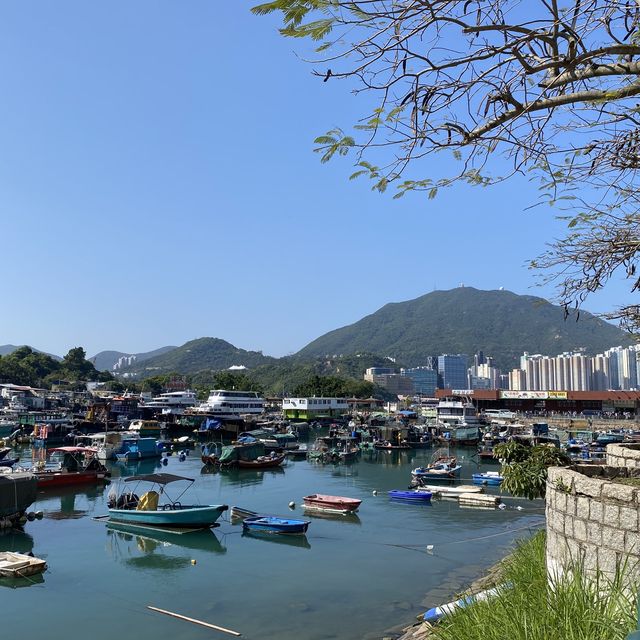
(254, 0), (640, 330)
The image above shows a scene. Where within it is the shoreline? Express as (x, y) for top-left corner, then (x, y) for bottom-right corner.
(375, 550), (512, 640)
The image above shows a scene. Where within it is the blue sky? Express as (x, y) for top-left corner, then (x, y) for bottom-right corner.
(0, 2), (629, 358)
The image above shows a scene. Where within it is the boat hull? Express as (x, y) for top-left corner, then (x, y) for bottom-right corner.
(472, 474), (503, 486)
(236, 455), (285, 469)
(36, 470), (109, 488)
(388, 490), (432, 502)
(302, 494), (361, 514)
(108, 504), (228, 528)
(242, 516), (310, 535)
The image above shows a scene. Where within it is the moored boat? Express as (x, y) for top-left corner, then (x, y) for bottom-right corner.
(417, 484), (483, 498)
(236, 454), (286, 469)
(107, 473), (228, 529)
(472, 471), (504, 486)
(33, 447), (110, 489)
(243, 516), (310, 535)
(0, 551), (47, 578)
(388, 490), (432, 503)
(302, 494), (361, 514)
(411, 461), (462, 481)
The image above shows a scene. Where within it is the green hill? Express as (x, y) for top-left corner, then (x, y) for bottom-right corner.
(120, 337), (276, 377)
(295, 287), (633, 371)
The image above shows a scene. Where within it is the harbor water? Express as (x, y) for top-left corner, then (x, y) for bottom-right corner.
(2, 445), (543, 640)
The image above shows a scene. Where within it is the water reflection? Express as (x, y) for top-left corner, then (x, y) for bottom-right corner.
(218, 467), (285, 487)
(241, 530), (311, 549)
(106, 524), (227, 569)
(38, 484), (108, 520)
(107, 457), (163, 479)
(302, 510), (362, 526)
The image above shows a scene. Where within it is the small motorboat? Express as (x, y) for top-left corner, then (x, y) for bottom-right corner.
(472, 471), (504, 486)
(107, 473), (228, 529)
(243, 516), (310, 535)
(374, 441), (411, 450)
(388, 490), (432, 503)
(33, 447), (110, 488)
(0, 552), (47, 578)
(303, 494), (361, 514)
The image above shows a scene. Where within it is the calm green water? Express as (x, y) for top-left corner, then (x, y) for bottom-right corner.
(2, 446), (544, 640)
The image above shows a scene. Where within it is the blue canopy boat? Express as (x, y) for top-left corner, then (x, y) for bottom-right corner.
(388, 490), (432, 503)
(242, 516), (310, 535)
(107, 473), (228, 529)
(472, 472), (504, 486)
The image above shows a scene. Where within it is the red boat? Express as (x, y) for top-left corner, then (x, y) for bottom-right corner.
(236, 454), (286, 469)
(33, 447), (110, 489)
(302, 493), (361, 514)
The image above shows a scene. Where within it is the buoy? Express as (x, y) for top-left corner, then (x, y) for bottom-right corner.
(498, 503), (506, 510)
(288, 501), (295, 509)
(516, 506), (523, 511)
(162, 458), (168, 466)
(35, 511), (43, 520)
(426, 544), (434, 551)
(26, 512), (36, 521)
(372, 490), (378, 496)
(191, 559), (197, 565)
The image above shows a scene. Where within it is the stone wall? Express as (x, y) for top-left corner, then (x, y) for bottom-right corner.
(546, 465), (640, 581)
(606, 443), (640, 468)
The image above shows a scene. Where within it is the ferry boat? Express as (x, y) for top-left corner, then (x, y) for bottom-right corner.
(143, 391), (198, 415)
(193, 390), (265, 418)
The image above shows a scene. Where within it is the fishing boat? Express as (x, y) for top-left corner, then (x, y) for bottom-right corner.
(33, 447), (110, 489)
(0, 551), (47, 578)
(236, 453), (286, 469)
(302, 494), (361, 514)
(472, 471), (504, 486)
(388, 490), (432, 503)
(411, 461), (462, 481)
(243, 516), (310, 535)
(107, 473), (228, 529)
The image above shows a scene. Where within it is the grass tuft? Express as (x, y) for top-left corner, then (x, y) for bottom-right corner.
(433, 531), (638, 640)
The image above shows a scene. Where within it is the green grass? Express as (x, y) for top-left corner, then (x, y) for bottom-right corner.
(433, 531), (638, 640)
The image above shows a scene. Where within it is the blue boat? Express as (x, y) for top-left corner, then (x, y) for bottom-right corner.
(243, 516), (310, 535)
(107, 473), (228, 529)
(388, 490), (432, 502)
(472, 472), (504, 486)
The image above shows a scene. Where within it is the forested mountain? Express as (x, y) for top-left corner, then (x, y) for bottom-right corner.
(295, 288), (633, 371)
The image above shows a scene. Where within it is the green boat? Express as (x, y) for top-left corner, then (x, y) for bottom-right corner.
(107, 473), (228, 529)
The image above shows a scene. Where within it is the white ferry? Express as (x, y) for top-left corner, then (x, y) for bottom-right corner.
(194, 390), (265, 418)
(143, 391), (197, 414)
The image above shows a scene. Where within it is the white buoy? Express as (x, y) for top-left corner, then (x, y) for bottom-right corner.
(372, 490), (378, 496)
(426, 544), (434, 551)
(288, 501), (295, 509)
(516, 505), (523, 511)
(498, 503), (507, 510)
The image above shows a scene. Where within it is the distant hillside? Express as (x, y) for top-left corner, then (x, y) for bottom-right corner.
(0, 345), (62, 361)
(295, 287), (634, 371)
(119, 337), (276, 377)
(90, 346), (177, 372)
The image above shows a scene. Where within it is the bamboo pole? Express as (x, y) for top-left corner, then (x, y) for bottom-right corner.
(147, 606), (242, 636)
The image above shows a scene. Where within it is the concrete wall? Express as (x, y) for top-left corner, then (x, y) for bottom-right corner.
(546, 465), (640, 581)
(606, 443), (640, 468)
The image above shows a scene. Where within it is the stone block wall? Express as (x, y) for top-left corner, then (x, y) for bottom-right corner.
(606, 443), (640, 469)
(546, 465), (640, 581)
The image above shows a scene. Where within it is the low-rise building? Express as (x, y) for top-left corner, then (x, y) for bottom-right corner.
(282, 397), (348, 420)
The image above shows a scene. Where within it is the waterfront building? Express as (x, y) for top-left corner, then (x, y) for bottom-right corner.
(282, 397), (348, 420)
(438, 354), (468, 390)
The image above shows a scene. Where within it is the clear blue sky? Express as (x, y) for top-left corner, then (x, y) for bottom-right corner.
(0, 2), (629, 358)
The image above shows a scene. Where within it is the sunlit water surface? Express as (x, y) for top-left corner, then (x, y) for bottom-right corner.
(2, 445), (544, 640)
